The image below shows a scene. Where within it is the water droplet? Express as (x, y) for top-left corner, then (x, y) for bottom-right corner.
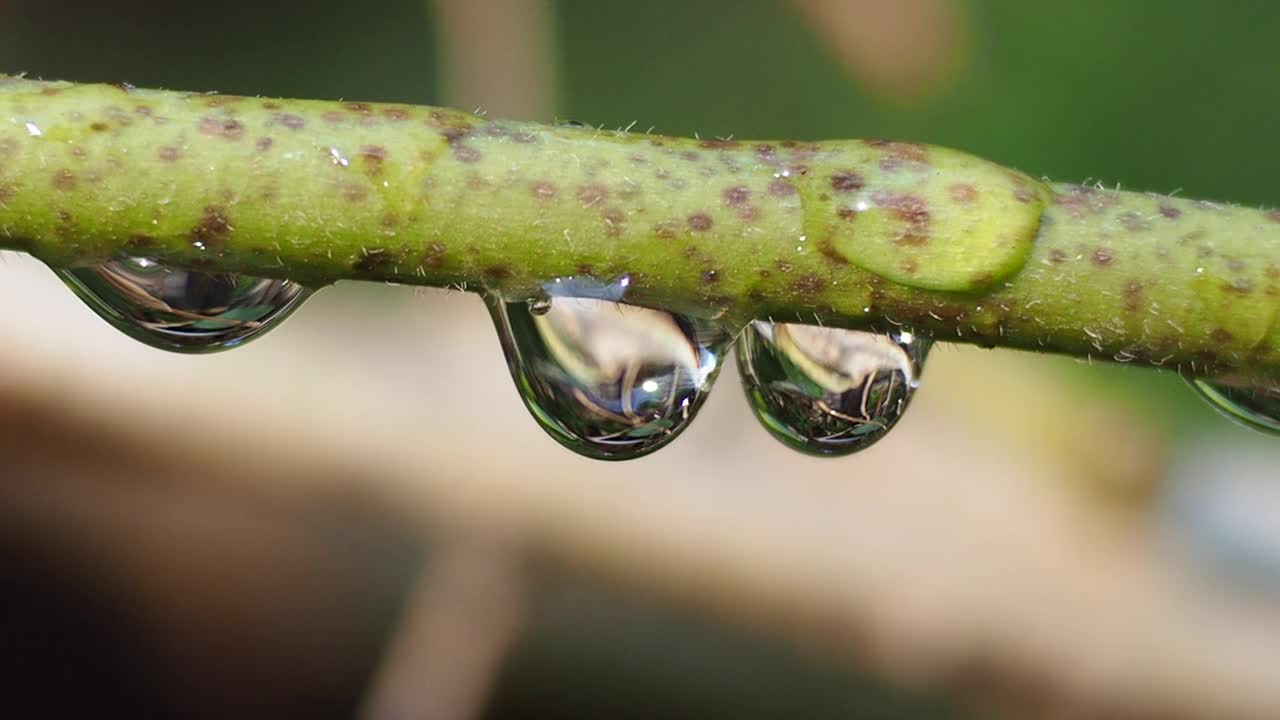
(737, 322), (929, 456)
(488, 280), (730, 460)
(1188, 376), (1280, 435)
(57, 256), (311, 353)
(527, 295), (552, 316)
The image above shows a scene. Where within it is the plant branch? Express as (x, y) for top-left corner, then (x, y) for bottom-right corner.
(2, 75), (1278, 380)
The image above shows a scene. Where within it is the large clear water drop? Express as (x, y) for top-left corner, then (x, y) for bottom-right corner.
(57, 256), (311, 353)
(1188, 377), (1280, 435)
(488, 278), (731, 461)
(737, 322), (930, 456)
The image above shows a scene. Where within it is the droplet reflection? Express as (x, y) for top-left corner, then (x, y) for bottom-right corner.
(737, 322), (929, 456)
(488, 283), (730, 461)
(58, 256), (311, 353)
(1188, 376), (1280, 435)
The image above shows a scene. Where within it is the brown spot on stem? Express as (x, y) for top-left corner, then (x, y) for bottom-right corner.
(1013, 187), (1035, 204)
(687, 213), (713, 232)
(754, 144), (778, 165)
(836, 207), (858, 221)
(255, 137), (274, 152)
(278, 114), (305, 130)
(700, 139), (740, 149)
(353, 248), (399, 272)
(1266, 210), (1280, 223)
(483, 123), (534, 143)
(483, 264), (512, 281)
(1118, 211), (1149, 232)
(198, 116), (244, 140)
(1223, 278), (1255, 295)
(453, 146), (481, 163)
(424, 242), (447, 268)
(830, 171), (865, 192)
(949, 184), (978, 204)
(701, 269), (720, 284)
(817, 238), (848, 266)
(52, 169), (76, 192)
(874, 192), (929, 222)
(653, 221), (679, 240)
(865, 139), (927, 162)
(790, 273), (826, 295)
(344, 102), (372, 113)
(124, 234), (155, 250)
(768, 179), (796, 197)
(899, 258), (919, 274)
(205, 96), (244, 108)
(359, 145), (387, 175)
(1053, 185), (1119, 218)
(339, 182), (368, 202)
(322, 111), (348, 124)
(576, 183), (609, 207)
(679, 151), (700, 162)
(89, 122), (110, 133)
(261, 101), (282, 110)
(602, 207), (625, 236)
(722, 185), (751, 206)
(192, 205), (232, 247)
(158, 146), (181, 162)
(1210, 328), (1234, 343)
(1123, 280), (1143, 311)
(531, 181), (557, 200)
(1159, 204), (1182, 219)
(0, 182), (14, 203)
(1091, 248), (1114, 266)
(872, 191), (931, 245)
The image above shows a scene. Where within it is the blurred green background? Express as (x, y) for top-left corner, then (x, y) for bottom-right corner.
(4, 1), (1280, 718)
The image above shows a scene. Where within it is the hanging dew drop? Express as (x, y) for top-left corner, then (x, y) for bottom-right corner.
(527, 295), (552, 316)
(737, 322), (930, 456)
(488, 276), (731, 461)
(1187, 376), (1280, 435)
(56, 256), (311, 353)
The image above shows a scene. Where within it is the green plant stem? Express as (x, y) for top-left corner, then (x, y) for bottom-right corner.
(2, 75), (1279, 380)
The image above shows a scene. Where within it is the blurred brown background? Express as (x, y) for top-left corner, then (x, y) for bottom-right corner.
(3, 1), (1280, 718)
